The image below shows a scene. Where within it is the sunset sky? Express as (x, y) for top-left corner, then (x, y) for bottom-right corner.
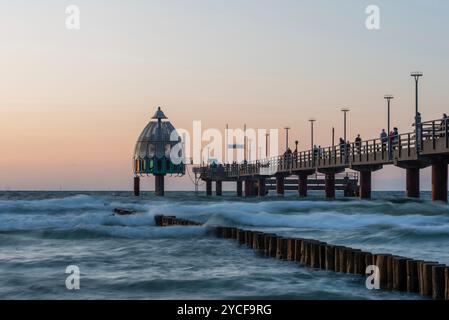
(1, 0), (448, 191)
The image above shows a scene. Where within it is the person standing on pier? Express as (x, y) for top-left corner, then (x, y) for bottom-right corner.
(355, 134), (362, 155)
(439, 113), (448, 137)
(415, 112), (422, 152)
(346, 141), (351, 155)
(388, 130), (394, 159)
(339, 138), (345, 158)
(380, 129), (388, 153)
(313, 144), (318, 159)
(392, 128), (400, 155)
(294, 141), (299, 161)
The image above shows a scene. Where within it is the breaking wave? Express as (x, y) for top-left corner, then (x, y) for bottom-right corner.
(1, 192), (448, 243)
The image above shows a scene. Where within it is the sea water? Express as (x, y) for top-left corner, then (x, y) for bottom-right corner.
(0, 191), (448, 300)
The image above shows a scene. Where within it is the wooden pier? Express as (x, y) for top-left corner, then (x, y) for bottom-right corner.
(194, 118), (449, 201)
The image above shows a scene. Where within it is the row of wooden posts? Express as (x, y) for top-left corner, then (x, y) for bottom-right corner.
(154, 215), (449, 300)
(154, 215), (203, 227)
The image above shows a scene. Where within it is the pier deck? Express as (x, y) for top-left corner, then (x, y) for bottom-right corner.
(194, 118), (449, 201)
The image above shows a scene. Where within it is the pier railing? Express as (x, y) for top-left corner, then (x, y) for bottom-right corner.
(196, 117), (449, 179)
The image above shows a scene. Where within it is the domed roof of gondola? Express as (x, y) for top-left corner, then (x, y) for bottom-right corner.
(134, 107), (180, 159)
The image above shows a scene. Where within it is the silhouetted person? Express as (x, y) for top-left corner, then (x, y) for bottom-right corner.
(294, 141), (298, 160)
(380, 129), (387, 144)
(415, 112), (422, 151)
(339, 138), (345, 158)
(380, 129), (388, 152)
(392, 128), (399, 150)
(440, 113), (448, 136)
(346, 141), (351, 159)
(355, 134), (362, 155)
(313, 144), (318, 158)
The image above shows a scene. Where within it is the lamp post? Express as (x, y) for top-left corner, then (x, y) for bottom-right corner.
(309, 118), (316, 150)
(207, 147), (210, 164)
(411, 71), (423, 119)
(225, 124), (228, 164)
(248, 138), (251, 162)
(384, 95), (394, 160)
(332, 127), (335, 147)
(265, 133), (269, 157)
(411, 72), (423, 151)
(243, 124), (247, 162)
(341, 108), (350, 142)
(284, 127), (291, 152)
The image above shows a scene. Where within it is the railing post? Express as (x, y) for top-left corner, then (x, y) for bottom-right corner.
(446, 118), (449, 148)
(398, 136), (402, 158)
(357, 143), (360, 162)
(365, 141), (369, 162)
(432, 121), (436, 150)
(374, 140), (377, 161)
(309, 150), (312, 167)
(334, 147), (337, 164)
(351, 143), (355, 163)
(408, 133), (411, 157)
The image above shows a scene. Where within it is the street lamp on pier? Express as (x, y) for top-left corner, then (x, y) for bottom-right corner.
(341, 108), (350, 143)
(284, 127), (291, 152)
(384, 94), (394, 160)
(309, 118), (316, 150)
(411, 72), (423, 151)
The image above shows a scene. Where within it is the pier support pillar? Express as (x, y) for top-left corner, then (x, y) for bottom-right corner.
(432, 162), (448, 202)
(359, 171), (372, 200)
(244, 180), (253, 197)
(216, 180), (222, 196)
(258, 178), (266, 197)
(298, 174), (308, 198)
(134, 176), (140, 197)
(155, 174), (164, 197)
(276, 175), (285, 195)
(343, 177), (356, 197)
(406, 168), (420, 198)
(236, 180), (243, 197)
(325, 173), (335, 199)
(206, 180), (212, 196)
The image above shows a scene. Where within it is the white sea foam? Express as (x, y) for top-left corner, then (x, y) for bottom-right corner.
(1, 194), (449, 240)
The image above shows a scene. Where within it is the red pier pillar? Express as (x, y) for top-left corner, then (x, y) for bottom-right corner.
(298, 174), (308, 198)
(406, 168), (420, 198)
(359, 171), (372, 199)
(134, 176), (140, 197)
(244, 180), (253, 197)
(216, 180), (222, 196)
(276, 175), (285, 195)
(155, 174), (165, 197)
(325, 173), (335, 199)
(236, 180), (243, 197)
(432, 163), (448, 202)
(258, 178), (266, 197)
(206, 180), (212, 196)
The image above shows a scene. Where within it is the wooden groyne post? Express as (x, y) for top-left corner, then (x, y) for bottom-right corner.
(154, 215), (449, 300)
